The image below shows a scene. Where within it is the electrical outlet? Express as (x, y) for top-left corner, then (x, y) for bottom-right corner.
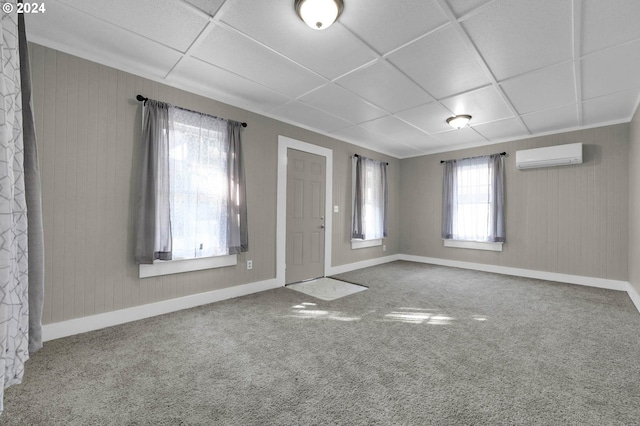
(383, 245), (386, 252)
(247, 260), (253, 270)
(334, 205), (339, 213)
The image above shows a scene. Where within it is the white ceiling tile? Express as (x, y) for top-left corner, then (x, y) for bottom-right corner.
(521, 104), (579, 134)
(271, 102), (353, 133)
(24, 3), (182, 78)
(446, 0), (493, 18)
(193, 26), (326, 98)
(440, 86), (514, 125)
(299, 84), (387, 124)
(183, 0), (225, 16)
(501, 62), (576, 114)
(330, 126), (402, 156)
(433, 128), (486, 145)
(395, 102), (454, 134)
(582, 90), (640, 126)
(582, 0), (640, 55)
(57, 0), (208, 52)
(170, 58), (291, 112)
(332, 125), (393, 147)
(473, 118), (529, 141)
(387, 26), (490, 99)
(218, 0), (377, 79)
(462, 0), (573, 80)
(360, 116), (435, 148)
(336, 61), (433, 113)
(390, 145), (432, 158)
(582, 39), (640, 100)
(339, 0), (448, 55)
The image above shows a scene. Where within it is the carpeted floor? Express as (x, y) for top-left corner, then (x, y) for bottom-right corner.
(3, 261), (640, 425)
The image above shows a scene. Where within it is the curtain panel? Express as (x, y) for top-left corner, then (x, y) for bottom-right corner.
(441, 154), (505, 243)
(134, 100), (172, 264)
(0, 1), (30, 413)
(227, 121), (248, 254)
(19, 11), (44, 354)
(351, 155), (388, 240)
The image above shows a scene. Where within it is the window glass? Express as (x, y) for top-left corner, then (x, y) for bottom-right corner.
(169, 109), (229, 259)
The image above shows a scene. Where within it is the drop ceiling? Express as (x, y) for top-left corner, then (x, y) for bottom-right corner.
(25, 0), (640, 158)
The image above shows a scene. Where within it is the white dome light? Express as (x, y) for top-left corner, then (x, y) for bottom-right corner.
(295, 0), (344, 30)
(446, 114), (472, 129)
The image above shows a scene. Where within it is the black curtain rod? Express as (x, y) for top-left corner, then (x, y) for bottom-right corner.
(440, 152), (506, 164)
(353, 153), (389, 166)
(136, 95), (247, 128)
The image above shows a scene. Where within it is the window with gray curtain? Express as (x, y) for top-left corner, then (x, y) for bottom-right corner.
(352, 156), (388, 240)
(135, 102), (248, 264)
(441, 154), (505, 242)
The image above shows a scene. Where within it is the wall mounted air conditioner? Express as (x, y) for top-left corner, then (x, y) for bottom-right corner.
(515, 143), (583, 170)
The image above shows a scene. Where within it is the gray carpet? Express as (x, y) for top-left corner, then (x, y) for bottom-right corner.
(3, 261), (640, 425)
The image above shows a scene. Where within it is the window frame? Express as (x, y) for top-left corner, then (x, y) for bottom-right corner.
(137, 105), (241, 278)
(442, 154), (505, 251)
(139, 254), (237, 278)
(351, 155), (388, 248)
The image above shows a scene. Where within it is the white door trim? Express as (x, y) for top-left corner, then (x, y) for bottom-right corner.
(277, 136), (333, 286)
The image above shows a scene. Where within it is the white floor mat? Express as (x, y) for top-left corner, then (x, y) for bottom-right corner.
(286, 277), (367, 301)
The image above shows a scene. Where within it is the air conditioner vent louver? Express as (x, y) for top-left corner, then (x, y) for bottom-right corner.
(516, 143), (582, 170)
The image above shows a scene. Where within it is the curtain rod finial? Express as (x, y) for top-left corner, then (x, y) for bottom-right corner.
(136, 94), (148, 102)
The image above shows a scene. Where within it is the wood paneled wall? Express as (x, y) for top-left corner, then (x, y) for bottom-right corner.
(629, 106), (640, 293)
(400, 125), (630, 281)
(30, 43), (400, 325)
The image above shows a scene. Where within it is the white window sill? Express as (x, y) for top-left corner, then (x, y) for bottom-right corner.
(351, 238), (382, 250)
(443, 239), (503, 252)
(139, 254), (237, 278)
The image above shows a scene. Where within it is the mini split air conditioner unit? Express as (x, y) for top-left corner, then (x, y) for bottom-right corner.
(515, 143), (583, 170)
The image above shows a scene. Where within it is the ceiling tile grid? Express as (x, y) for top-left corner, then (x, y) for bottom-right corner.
(298, 83), (388, 125)
(23, 0), (640, 158)
(386, 25), (491, 100)
(56, 0), (210, 52)
(336, 60), (434, 113)
(192, 25), (327, 99)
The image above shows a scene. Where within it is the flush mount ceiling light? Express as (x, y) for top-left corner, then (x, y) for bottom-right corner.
(295, 0), (344, 30)
(446, 114), (472, 129)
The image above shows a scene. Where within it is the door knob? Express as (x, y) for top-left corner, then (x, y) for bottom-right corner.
(320, 224), (325, 229)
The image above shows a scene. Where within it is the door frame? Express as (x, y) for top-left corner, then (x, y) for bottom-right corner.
(277, 135), (333, 286)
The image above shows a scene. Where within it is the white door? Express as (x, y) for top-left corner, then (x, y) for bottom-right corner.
(286, 149), (326, 284)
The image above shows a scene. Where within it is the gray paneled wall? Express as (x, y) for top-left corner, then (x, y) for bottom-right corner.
(30, 43), (399, 325)
(629, 106), (640, 293)
(400, 125), (629, 281)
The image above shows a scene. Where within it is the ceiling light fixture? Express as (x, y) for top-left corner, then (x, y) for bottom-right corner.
(295, 0), (344, 30)
(446, 114), (472, 129)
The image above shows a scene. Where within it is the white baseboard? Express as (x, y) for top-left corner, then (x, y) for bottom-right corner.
(399, 254), (629, 292)
(400, 254), (640, 314)
(42, 278), (280, 342)
(42, 254), (640, 343)
(327, 254), (401, 276)
(627, 283), (640, 313)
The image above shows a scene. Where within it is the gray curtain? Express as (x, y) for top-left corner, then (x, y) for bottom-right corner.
(18, 11), (44, 354)
(488, 154), (505, 242)
(441, 154), (505, 242)
(441, 160), (456, 240)
(352, 155), (387, 240)
(227, 121), (248, 254)
(134, 100), (172, 264)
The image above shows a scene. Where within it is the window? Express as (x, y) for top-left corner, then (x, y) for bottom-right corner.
(441, 154), (505, 249)
(135, 99), (248, 276)
(351, 155), (387, 248)
(169, 109), (229, 259)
